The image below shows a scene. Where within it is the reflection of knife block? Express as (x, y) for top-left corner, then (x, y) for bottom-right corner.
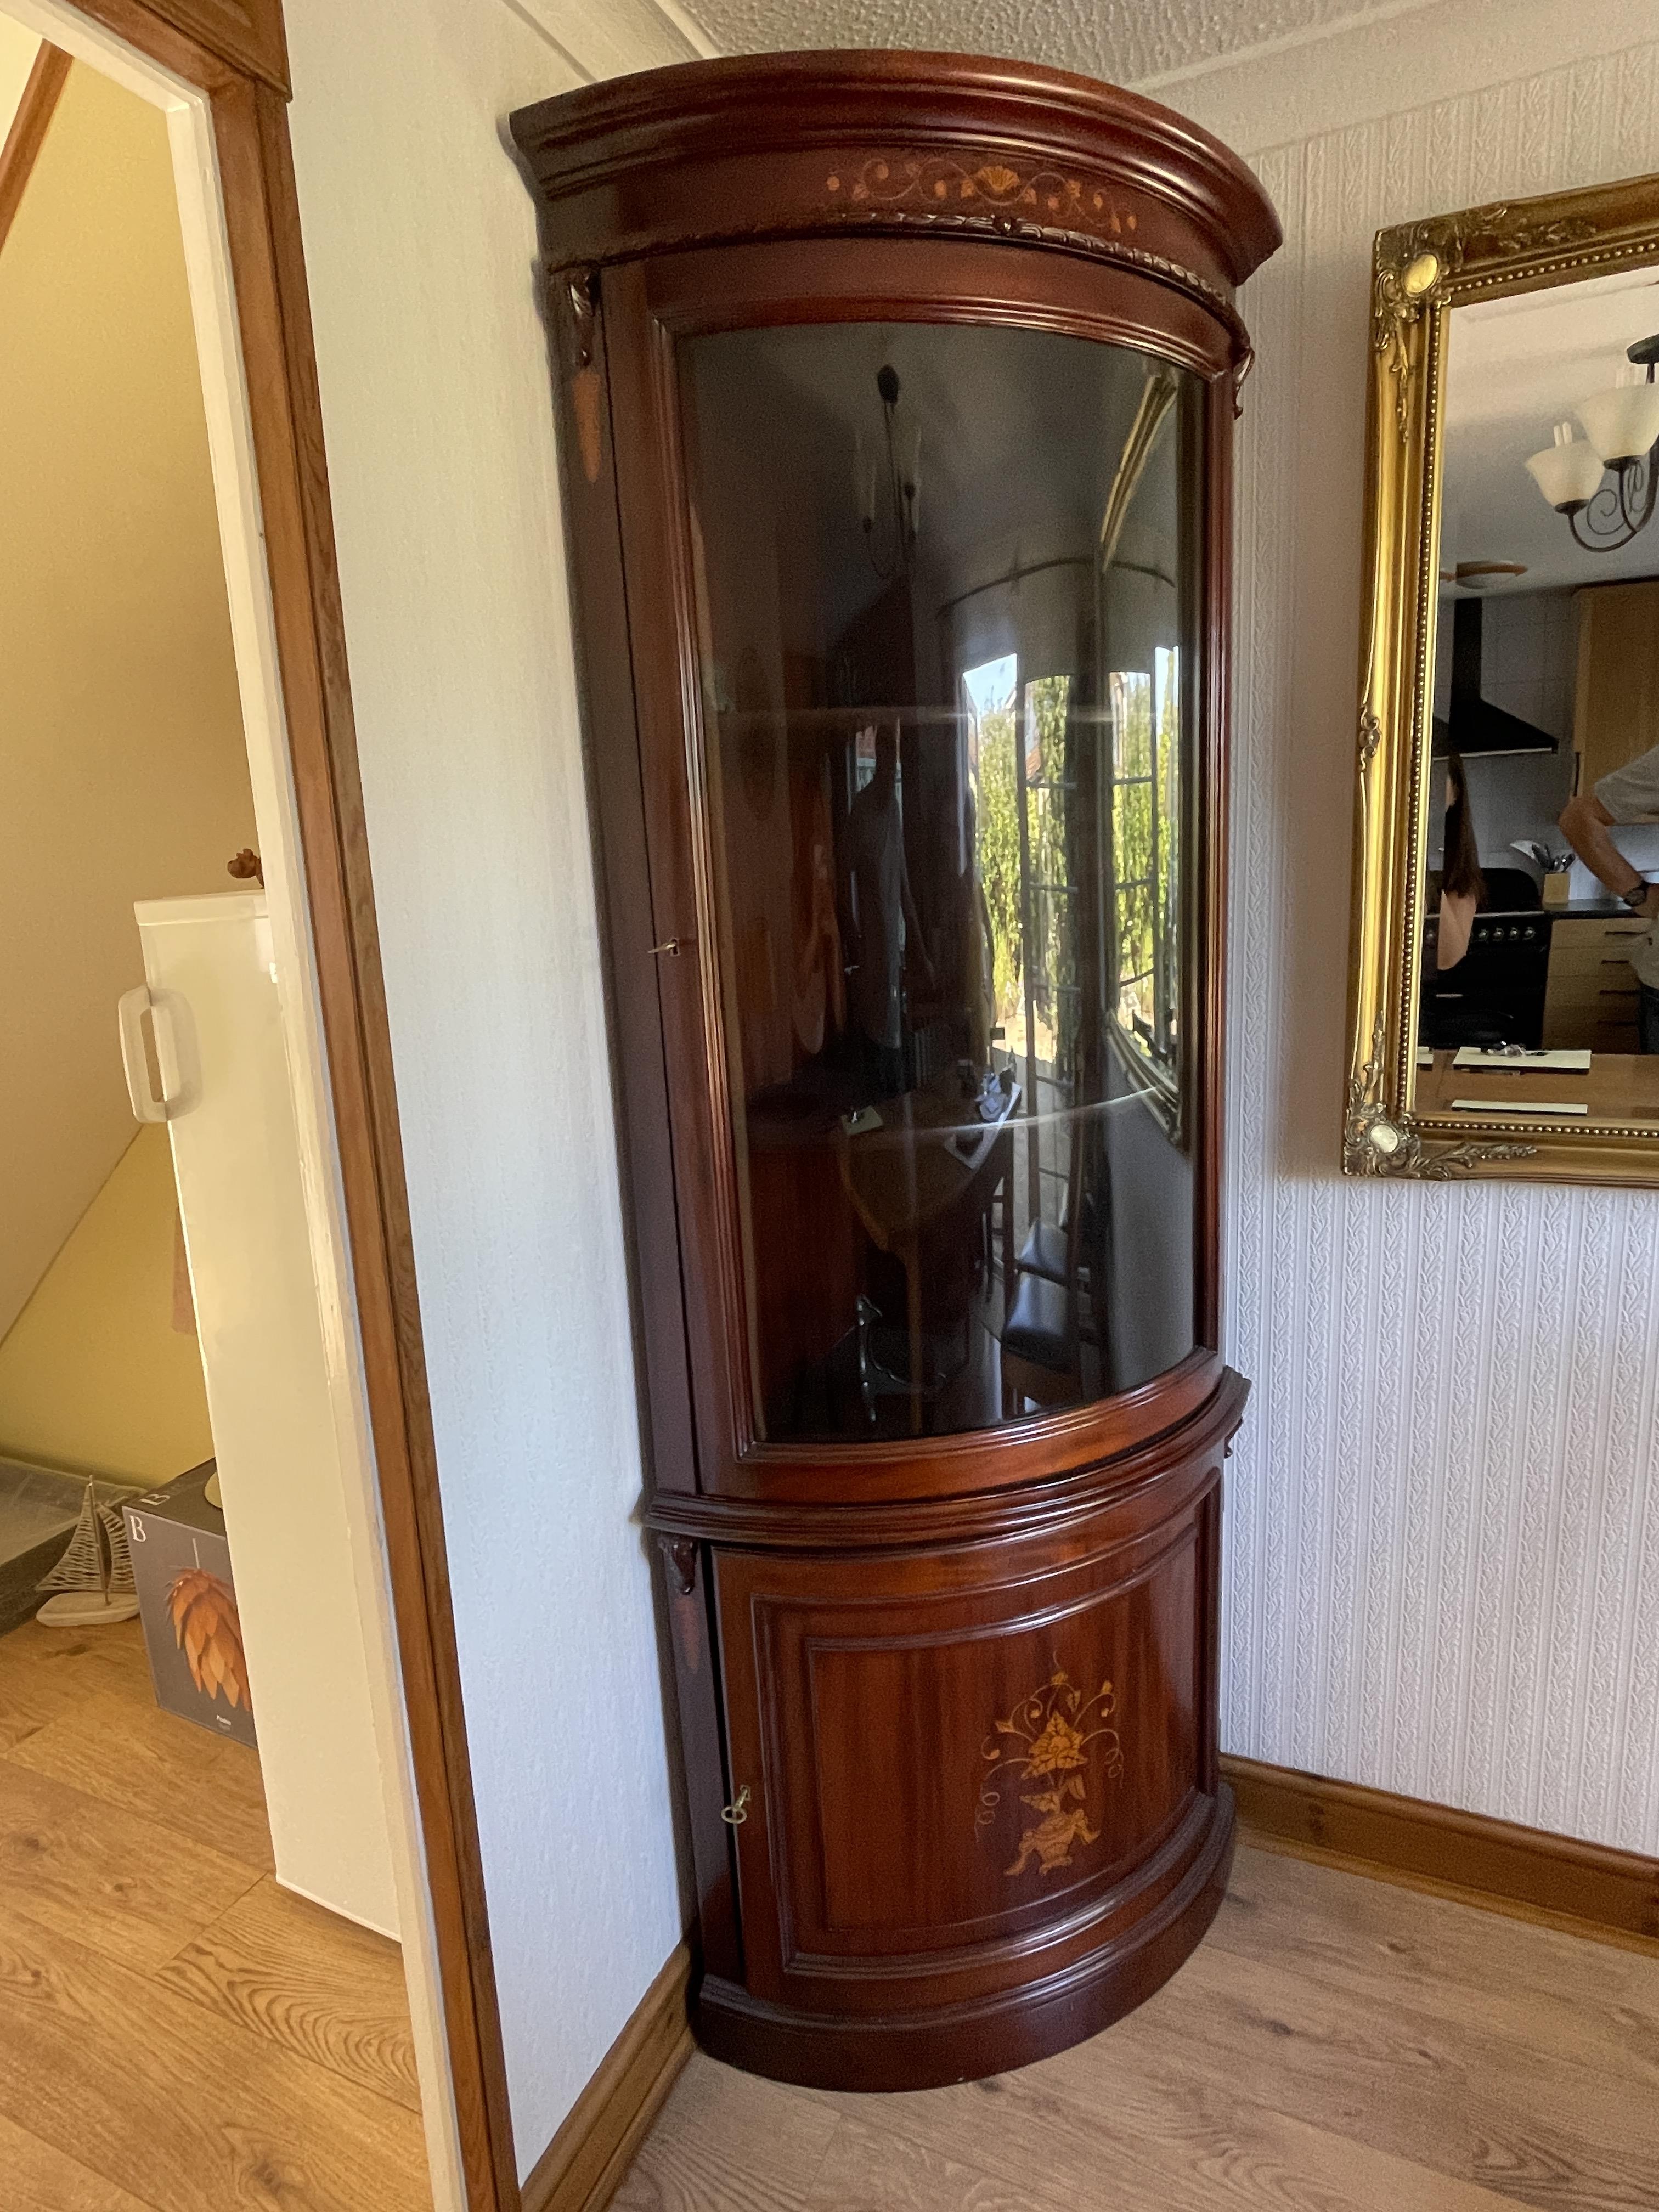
(1543, 873), (1571, 909)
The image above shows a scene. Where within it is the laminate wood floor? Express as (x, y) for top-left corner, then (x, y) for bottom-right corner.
(614, 1846), (1659, 2212)
(0, 1615), (430, 2212)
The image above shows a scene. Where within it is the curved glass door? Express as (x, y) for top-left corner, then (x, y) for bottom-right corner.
(679, 321), (1201, 1442)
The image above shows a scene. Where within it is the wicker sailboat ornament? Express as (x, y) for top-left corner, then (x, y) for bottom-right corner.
(36, 1480), (140, 1627)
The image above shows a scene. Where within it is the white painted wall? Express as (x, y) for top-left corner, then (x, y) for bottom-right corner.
(280, 0), (697, 2176)
(1155, 0), (1659, 1853)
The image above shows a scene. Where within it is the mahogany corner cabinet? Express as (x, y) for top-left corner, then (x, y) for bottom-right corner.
(510, 52), (1280, 2091)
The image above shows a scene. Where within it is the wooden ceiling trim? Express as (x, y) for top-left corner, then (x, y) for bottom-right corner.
(0, 43), (71, 261)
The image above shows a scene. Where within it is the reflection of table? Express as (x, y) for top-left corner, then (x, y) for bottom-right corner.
(836, 1073), (1020, 1431)
(1414, 1049), (1659, 1124)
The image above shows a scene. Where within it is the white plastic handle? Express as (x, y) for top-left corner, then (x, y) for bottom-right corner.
(118, 988), (167, 1122)
(117, 987), (198, 1122)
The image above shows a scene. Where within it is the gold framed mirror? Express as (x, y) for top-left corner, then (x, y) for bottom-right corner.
(1347, 171), (1659, 1186)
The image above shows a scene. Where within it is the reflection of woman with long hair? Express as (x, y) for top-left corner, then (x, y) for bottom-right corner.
(1434, 751), (1484, 970)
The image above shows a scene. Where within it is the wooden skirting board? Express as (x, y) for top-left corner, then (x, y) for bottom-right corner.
(521, 1945), (692, 2212)
(1224, 1755), (1659, 1951)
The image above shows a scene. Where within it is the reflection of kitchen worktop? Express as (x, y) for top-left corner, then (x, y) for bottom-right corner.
(1487, 899), (1648, 919)
(1415, 1049), (1659, 1124)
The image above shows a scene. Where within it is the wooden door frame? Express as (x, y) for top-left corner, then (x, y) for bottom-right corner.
(6, 2), (519, 2207)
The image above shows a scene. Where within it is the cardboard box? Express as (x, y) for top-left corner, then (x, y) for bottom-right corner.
(123, 1462), (256, 1747)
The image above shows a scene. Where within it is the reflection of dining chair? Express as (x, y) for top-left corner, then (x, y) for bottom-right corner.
(855, 1294), (904, 1426)
(1017, 1212), (1069, 1286)
(1016, 1181), (1097, 1291)
(1000, 1111), (1087, 1415)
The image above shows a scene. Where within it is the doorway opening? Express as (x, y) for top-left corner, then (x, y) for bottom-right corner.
(0, 19), (454, 2208)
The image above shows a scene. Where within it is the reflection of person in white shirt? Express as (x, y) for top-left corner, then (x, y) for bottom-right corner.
(840, 722), (934, 1095)
(1560, 742), (1659, 1052)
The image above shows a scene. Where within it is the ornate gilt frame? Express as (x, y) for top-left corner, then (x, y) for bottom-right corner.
(1346, 169), (1659, 1187)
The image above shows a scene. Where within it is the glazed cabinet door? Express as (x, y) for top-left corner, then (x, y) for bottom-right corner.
(709, 1453), (1224, 2034)
(601, 241), (1233, 1503)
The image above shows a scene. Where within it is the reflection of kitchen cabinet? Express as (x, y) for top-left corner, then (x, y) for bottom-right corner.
(1542, 913), (1648, 1049)
(1573, 581), (1659, 794)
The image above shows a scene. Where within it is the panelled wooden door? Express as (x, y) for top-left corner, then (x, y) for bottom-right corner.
(712, 1448), (1223, 2016)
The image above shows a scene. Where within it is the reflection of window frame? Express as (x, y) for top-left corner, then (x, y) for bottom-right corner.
(964, 656), (1079, 1230)
(1108, 653), (1181, 1132)
(1019, 678), (1076, 1066)
(1017, 674), (1075, 1228)
(961, 653), (1020, 1051)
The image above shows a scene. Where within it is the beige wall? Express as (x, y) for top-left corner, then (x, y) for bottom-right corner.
(0, 57), (257, 1341)
(0, 1125), (212, 1483)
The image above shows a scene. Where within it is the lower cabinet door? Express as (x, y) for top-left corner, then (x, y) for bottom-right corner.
(710, 1457), (1221, 2018)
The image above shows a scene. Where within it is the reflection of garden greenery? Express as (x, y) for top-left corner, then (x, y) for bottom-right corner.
(976, 677), (1078, 1062)
(1026, 678), (1075, 1081)
(1110, 656), (1181, 1061)
(974, 664), (1179, 1077)
(1112, 672), (1155, 1025)
(976, 702), (1023, 1029)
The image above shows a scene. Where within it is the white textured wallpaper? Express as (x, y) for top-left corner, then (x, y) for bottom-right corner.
(1221, 36), (1659, 1853)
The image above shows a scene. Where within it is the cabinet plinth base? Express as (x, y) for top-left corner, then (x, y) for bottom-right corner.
(692, 1784), (1234, 2092)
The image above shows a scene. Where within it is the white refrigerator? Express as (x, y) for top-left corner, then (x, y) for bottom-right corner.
(119, 892), (397, 1934)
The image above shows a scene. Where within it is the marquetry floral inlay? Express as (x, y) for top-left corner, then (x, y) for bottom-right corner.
(826, 155), (1138, 235)
(816, 150), (1257, 413)
(978, 1667), (1124, 1878)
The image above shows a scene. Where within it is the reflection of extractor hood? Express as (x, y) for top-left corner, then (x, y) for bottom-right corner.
(1432, 596), (1558, 755)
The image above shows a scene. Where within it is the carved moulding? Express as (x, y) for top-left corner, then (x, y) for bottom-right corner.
(1347, 165), (1659, 1189)
(1372, 202), (1597, 439)
(658, 1533), (699, 1596)
(1345, 1019), (1536, 1181)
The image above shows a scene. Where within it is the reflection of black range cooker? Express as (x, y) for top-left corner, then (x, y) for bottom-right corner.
(1425, 909), (1554, 1048)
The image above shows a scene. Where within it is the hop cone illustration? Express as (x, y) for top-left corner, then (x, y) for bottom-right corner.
(167, 1569), (250, 1711)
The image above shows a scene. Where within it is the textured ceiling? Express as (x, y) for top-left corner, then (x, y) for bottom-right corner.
(673, 0), (1412, 88)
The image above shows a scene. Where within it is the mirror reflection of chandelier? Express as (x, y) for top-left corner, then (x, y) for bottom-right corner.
(1525, 332), (1659, 550)
(855, 363), (922, 580)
